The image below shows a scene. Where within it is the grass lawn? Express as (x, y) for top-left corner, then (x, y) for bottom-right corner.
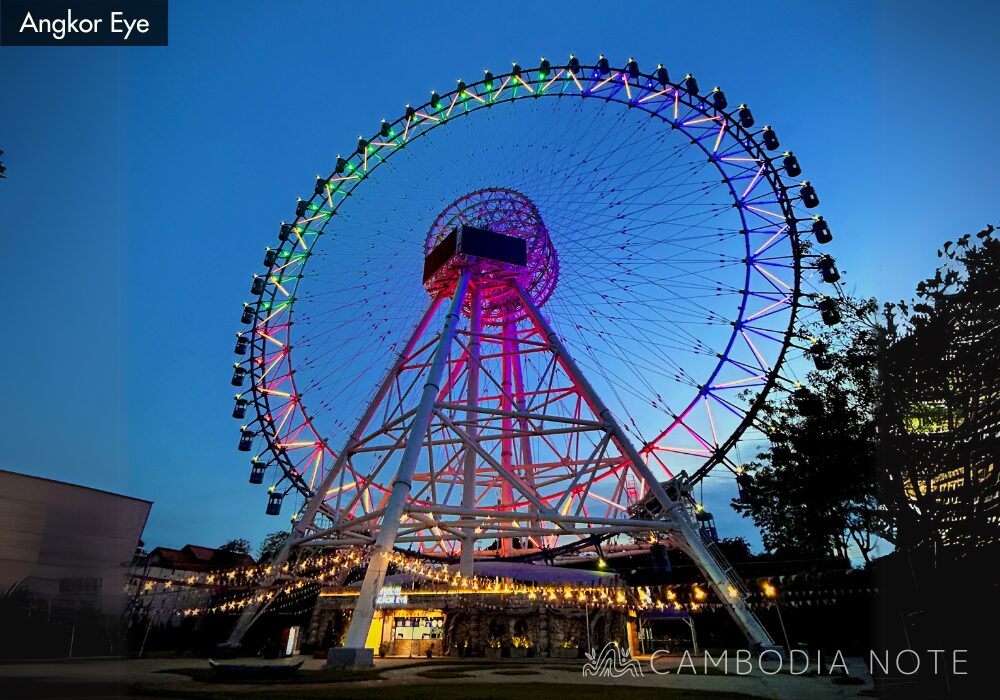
(414, 668), (474, 679)
(491, 669), (541, 676)
(160, 661), (551, 684)
(156, 666), (381, 684)
(132, 682), (758, 700)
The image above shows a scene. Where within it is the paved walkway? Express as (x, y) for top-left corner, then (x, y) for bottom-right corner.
(0, 653), (875, 699)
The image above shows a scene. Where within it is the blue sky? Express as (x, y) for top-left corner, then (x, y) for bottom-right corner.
(1, 0), (997, 555)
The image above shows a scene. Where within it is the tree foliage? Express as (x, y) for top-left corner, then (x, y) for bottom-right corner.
(714, 536), (753, 563)
(734, 222), (1000, 562)
(257, 531), (290, 563)
(218, 538), (251, 555)
(883, 223), (1000, 550)
(733, 297), (894, 562)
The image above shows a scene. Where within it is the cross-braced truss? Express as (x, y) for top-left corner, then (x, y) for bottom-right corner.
(298, 286), (678, 558)
(228, 275), (775, 653)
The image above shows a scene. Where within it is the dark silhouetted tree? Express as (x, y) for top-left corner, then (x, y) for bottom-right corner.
(218, 538), (251, 555)
(715, 537), (754, 563)
(733, 298), (895, 562)
(883, 223), (1000, 551)
(257, 531), (289, 563)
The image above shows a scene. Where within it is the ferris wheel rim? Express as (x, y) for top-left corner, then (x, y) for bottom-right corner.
(237, 57), (822, 508)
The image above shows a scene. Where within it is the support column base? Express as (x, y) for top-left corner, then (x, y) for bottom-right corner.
(212, 643), (242, 659)
(326, 647), (375, 668)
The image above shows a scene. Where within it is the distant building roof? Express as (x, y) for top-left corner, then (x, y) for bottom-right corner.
(0, 468), (152, 505)
(147, 544), (255, 572)
(456, 561), (616, 584)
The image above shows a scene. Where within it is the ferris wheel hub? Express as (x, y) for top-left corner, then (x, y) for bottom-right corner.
(423, 188), (558, 324)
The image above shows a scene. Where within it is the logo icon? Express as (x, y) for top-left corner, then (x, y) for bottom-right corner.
(582, 642), (644, 677)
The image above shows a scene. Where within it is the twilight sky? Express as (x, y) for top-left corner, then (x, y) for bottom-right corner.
(1, 0), (998, 556)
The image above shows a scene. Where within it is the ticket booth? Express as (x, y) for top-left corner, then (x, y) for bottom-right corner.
(373, 586), (445, 656)
(388, 610), (444, 656)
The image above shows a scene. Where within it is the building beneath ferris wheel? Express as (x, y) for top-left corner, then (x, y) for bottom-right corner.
(299, 522), (744, 661)
(306, 560), (657, 659)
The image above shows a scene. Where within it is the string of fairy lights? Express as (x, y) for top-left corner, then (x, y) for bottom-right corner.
(128, 545), (878, 618)
(128, 547), (370, 618)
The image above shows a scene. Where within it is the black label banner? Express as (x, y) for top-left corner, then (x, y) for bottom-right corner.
(1, 1), (168, 46)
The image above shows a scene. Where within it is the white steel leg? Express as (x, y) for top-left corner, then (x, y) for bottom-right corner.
(341, 270), (472, 651)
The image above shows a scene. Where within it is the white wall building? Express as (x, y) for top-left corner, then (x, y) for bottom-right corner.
(0, 469), (151, 617)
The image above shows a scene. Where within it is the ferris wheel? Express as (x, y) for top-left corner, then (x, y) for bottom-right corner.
(227, 55), (841, 651)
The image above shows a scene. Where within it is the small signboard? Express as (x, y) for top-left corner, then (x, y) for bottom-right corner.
(375, 585), (409, 607)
